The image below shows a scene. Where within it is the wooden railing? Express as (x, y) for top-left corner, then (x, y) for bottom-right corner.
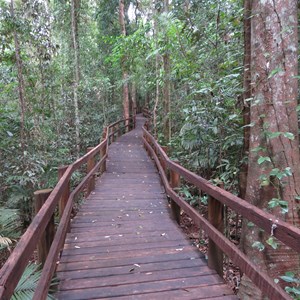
(142, 126), (300, 300)
(142, 107), (152, 119)
(0, 116), (136, 300)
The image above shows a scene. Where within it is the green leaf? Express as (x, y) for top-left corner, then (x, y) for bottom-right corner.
(269, 168), (280, 176)
(284, 167), (292, 176)
(266, 237), (279, 249)
(252, 241), (265, 251)
(283, 132), (295, 140)
(251, 146), (266, 153)
(6, 131), (13, 137)
(267, 131), (281, 139)
(268, 68), (282, 79)
(258, 156), (271, 164)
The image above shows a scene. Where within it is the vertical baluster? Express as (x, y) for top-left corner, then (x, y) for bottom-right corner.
(34, 189), (54, 265)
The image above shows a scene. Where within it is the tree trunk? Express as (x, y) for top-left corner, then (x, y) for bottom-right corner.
(153, 0), (160, 136)
(239, 0), (252, 199)
(239, 1), (300, 298)
(71, 0), (81, 157)
(10, 0), (26, 152)
(163, 0), (171, 142)
(119, 0), (130, 127)
(131, 81), (137, 116)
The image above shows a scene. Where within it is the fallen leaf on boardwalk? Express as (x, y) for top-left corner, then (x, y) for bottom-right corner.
(74, 246), (80, 249)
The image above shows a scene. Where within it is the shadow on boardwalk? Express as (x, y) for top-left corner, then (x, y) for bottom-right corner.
(56, 115), (237, 300)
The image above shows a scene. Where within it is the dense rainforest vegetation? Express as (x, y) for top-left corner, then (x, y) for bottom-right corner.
(0, 0), (299, 299)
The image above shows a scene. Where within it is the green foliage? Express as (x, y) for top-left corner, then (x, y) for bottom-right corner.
(12, 263), (55, 300)
(252, 241), (265, 252)
(279, 272), (300, 299)
(0, 208), (21, 250)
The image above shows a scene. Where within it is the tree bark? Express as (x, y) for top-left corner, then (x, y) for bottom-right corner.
(119, 0), (130, 127)
(163, 0), (171, 142)
(239, 0), (300, 298)
(153, 0), (160, 136)
(131, 81), (137, 116)
(71, 0), (81, 157)
(239, 0), (252, 199)
(10, 0), (26, 152)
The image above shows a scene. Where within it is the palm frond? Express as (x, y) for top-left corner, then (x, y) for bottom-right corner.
(12, 263), (56, 300)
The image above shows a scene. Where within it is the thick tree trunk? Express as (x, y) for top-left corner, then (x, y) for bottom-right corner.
(119, 0), (130, 127)
(10, 0), (26, 152)
(239, 1), (300, 298)
(71, 0), (81, 157)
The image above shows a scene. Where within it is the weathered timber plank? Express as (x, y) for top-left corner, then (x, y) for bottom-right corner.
(64, 228), (180, 243)
(60, 240), (189, 257)
(93, 285), (235, 300)
(57, 275), (225, 300)
(59, 267), (217, 291)
(59, 245), (199, 263)
(63, 233), (184, 248)
(57, 258), (206, 280)
(57, 251), (202, 272)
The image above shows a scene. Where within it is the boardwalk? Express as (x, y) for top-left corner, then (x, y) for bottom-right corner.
(56, 116), (237, 299)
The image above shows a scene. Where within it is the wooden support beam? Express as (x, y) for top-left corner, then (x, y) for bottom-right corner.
(34, 189), (54, 265)
(58, 166), (69, 219)
(86, 147), (95, 195)
(208, 195), (224, 277)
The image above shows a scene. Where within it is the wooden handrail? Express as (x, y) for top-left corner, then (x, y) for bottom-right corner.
(142, 126), (300, 300)
(142, 107), (152, 119)
(0, 116), (136, 300)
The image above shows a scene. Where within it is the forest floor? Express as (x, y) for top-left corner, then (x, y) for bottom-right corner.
(180, 210), (242, 294)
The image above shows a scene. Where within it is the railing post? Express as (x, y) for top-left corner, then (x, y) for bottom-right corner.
(34, 189), (54, 265)
(116, 123), (121, 137)
(133, 114), (136, 129)
(100, 128), (107, 173)
(208, 195), (224, 277)
(58, 166), (69, 219)
(160, 146), (168, 176)
(87, 147), (95, 196)
(170, 164), (181, 224)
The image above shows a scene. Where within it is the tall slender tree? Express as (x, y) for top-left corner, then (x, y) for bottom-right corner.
(71, 0), (81, 157)
(10, 0), (26, 152)
(239, 0), (300, 298)
(239, 0), (251, 199)
(119, 0), (130, 126)
(162, 0), (171, 142)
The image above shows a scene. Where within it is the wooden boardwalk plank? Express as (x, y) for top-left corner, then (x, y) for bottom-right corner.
(56, 115), (237, 299)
